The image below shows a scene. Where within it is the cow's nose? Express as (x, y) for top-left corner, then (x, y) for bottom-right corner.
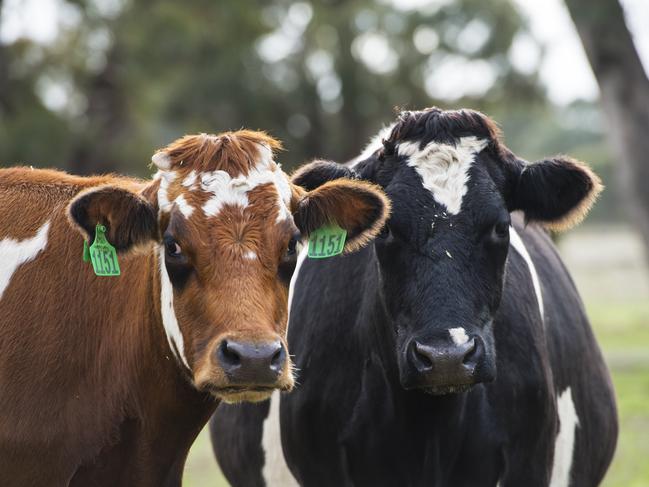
(407, 336), (483, 390)
(217, 339), (285, 385)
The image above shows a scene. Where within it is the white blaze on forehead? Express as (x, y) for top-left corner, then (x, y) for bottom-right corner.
(262, 391), (300, 487)
(348, 122), (397, 168)
(173, 194), (194, 218)
(448, 327), (469, 346)
(398, 136), (488, 215)
(152, 151), (172, 170)
(157, 170), (177, 214)
(201, 145), (292, 222)
(509, 226), (544, 322)
(182, 170), (198, 189)
(158, 245), (190, 370)
(550, 387), (580, 487)
(243, 250), (257, 260)
(0, 220), (51, 300)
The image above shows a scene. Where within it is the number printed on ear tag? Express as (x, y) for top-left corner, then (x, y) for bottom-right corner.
(89, 224), (121, 276)
(307, 224), (347, 259)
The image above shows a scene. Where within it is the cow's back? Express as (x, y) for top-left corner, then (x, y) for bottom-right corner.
(0, 168), (155, 484)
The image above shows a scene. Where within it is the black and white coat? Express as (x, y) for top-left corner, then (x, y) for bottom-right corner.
(210, 108), (617, 487)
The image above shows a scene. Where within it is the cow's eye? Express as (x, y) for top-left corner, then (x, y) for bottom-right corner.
(164, 236), (182, 258)
(491, 220), (510, 242)
(377, 225), (390, 239)
(286, 232), (300, 256)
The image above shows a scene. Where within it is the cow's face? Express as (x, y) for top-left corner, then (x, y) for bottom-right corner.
(68, 131), (389, 403)
(351, 108), (601, 394)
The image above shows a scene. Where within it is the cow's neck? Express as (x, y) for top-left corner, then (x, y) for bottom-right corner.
(75, 245), (217, 483)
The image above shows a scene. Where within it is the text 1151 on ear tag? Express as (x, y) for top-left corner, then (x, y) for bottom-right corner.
(307, 224), (346, 259)
(89, 224), (121, 276)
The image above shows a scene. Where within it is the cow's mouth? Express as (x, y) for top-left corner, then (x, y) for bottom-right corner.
(422, 383), (474, 396)
(202, 383), (291, 403)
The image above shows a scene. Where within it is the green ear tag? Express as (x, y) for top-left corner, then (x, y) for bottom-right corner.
(307, 224), (347, 259)
(82, 240), (91, 262)
(89, 224), (121, 276)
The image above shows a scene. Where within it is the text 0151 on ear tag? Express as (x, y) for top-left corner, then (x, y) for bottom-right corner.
(307, 224), (346, 259)
(89, 224), (121, 276)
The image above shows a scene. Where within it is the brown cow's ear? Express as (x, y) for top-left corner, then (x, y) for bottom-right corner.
(292, 179), (391, 253)
(509, 156), (603, 232)
(68, 185), (158, 252)
(291, 159), (356, 191)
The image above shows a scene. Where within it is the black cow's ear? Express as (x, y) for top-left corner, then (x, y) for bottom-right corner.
(509, 156), (603, 231)
(291, 160), (356, 191)
(68, 184), (158, 252)
(292, 179), (391, 253)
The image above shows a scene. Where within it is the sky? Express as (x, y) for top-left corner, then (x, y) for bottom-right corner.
(1, 0), (648, 106)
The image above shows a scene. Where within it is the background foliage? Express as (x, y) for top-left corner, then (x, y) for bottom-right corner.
(1, 0), (647, 485)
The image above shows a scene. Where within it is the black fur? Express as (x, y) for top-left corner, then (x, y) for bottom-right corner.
(211, 108), (616, 487)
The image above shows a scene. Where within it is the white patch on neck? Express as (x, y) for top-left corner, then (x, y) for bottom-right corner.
(550, 387), (580, 487)
(448, 327), (469, 346)
(262, 391), (299, 487)
(174, 194), (194, 218)
(398, 136), (488, 215)
(348, 122), (396, 167)
(158, 245), (190, 370)
(0, 220), (51, 300)
(201, 145), (291, 223)
(509, 226), (544, 321)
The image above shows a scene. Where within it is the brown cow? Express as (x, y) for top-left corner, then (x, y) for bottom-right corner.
(0, 130), (389, 486)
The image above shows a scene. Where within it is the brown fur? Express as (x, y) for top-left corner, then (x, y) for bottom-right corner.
(0, 130), (389, 485)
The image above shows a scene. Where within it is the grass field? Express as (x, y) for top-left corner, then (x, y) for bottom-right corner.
(184, 225), (649, 486)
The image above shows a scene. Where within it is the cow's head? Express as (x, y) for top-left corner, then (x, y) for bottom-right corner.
(68, 131), (389, 403)
(298, 108), (601, 395)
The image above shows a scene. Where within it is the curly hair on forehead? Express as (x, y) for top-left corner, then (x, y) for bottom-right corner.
(156, 130), (283, 176)
(386, 107), (504, 152)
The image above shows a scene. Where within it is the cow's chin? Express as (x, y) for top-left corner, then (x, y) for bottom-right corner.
(421, 383), (475, 396)
(218, 389), (275, 404)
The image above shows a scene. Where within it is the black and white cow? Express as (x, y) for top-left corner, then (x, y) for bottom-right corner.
(210, 108), (617, 486)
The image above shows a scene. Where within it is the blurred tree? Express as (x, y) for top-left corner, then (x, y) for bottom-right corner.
(565, 0), (649, 254)
(0, 0), (546, 175)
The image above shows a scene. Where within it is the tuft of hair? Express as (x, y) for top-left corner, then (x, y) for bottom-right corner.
(151, 130), (283, 176)
(385, 107), (504, 154)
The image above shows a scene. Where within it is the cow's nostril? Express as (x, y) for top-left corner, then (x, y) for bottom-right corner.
(219, 340), (241, 367)
(270, 343), (285, 370)
(462, 338), (478, 365)
(412, 341), (434, 370)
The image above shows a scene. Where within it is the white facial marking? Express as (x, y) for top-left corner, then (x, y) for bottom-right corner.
(243, 250), (257, 260)
(550, 387), (580, 487)
(151, 151), (172, 170)
(509, 226), (544, 321)
(173, 194), (194, 218)
(448, 327), (469, 346)
(158, 245), (190, 370)
(398, 136), (488, 215)
(157, 170), (177, 214)
(348, 122), (397, 167)
(0, 220), (51, 300)
(262, 391), (300, 487)
(201, 146), (291, 223)
(182, 170), (198, 190)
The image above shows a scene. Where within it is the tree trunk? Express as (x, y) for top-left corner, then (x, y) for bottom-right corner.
(565, 0), (649, 255)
